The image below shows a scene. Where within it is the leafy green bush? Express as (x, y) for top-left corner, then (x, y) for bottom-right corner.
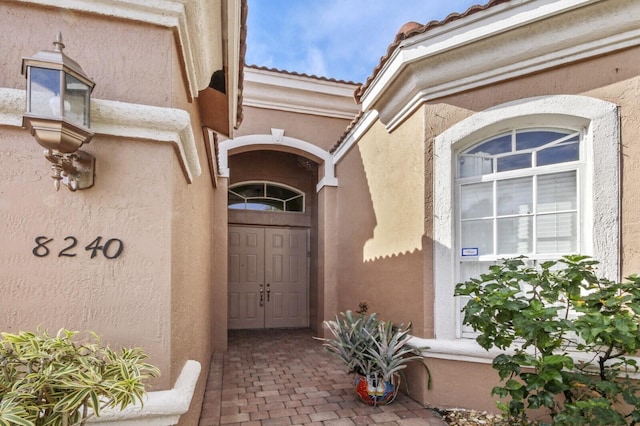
(0, 329), (160, 426)
(455, 255), (640, 425)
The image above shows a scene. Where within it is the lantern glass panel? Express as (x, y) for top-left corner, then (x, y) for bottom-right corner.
(65, 73), (90, 126)
(29, 67), (62, 117)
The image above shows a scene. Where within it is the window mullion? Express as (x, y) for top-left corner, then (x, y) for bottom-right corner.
(533, 174), (538, 254)
(493, 179), (497, 256)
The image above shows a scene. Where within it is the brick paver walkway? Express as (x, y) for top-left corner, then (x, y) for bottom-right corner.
(198, 329), (446, 425)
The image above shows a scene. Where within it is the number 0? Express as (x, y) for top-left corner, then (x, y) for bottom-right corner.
(103, 238), (124, 259)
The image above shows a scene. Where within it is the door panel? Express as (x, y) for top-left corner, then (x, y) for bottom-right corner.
(228, 227), (265, 329)
(265, 228), (308, 328)
(228, 226), (308, 329)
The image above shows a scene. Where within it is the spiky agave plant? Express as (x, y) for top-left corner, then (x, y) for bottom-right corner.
(317, 310), (430, 403)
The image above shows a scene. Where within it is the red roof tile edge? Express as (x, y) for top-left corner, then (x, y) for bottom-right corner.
(329, 109), (363, 154)
(353, 0), (511, 103)
(245, 64), (360, 86)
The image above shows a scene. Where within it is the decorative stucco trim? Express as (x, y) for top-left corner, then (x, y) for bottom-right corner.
(0, 88), (200, 183)
(10, 0), (216, 99)
(219, 134), (337, 192)
(408, 337), (640, 373)
(243, 67), (359, 120)
(87, 360), (201, 425)
(361, 0), (640, 132)
(332, 110), (378, 165)
(92, 99), (200, 183)
(433, 95), (620, 342)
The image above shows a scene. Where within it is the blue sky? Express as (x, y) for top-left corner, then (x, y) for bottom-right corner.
(245, 0), (483, 83)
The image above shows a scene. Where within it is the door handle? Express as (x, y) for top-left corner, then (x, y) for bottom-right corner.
(259, 284), (264, 307)
(266, 283), (270, 302)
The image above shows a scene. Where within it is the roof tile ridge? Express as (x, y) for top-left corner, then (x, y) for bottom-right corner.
(245, 64), (359, 85)
(353, 0), (511, 103)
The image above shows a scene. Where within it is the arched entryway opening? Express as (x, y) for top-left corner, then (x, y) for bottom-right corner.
(219, 129), (339, 332)
(226, 150), (319, 329)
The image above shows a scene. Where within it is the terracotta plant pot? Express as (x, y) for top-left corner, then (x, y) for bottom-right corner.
(355, 375), (397, 406)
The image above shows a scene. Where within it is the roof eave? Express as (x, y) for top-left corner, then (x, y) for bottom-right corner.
(357, 0), (630, 132)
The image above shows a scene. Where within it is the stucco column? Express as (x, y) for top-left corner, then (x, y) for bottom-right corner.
(211, 177), (229, 352)
(316, 185), (339, 337)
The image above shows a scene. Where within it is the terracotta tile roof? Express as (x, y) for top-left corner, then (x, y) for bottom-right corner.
(330, 109), (363, 154)
(353, 0), (511, 103)
(236, 0), (249, 129)
(330, 1), (511, 155)
(245, 64), (359, 86)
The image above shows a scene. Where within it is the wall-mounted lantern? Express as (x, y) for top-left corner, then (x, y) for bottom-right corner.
(22, 32), (96, 191)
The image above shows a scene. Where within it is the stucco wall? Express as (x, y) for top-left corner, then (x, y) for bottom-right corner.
(0, 2), (220, 416)
(1, 3), (179, 108)
(1, 127), (175, 388)
(236, 106), (351, 152)
(334, 110), (427, 332)
(170, 135), (217, 425)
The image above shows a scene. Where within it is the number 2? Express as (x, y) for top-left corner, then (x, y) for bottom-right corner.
(58, 236), (78, 257)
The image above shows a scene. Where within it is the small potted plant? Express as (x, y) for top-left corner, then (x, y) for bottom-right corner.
(0, 328), (160, 426)
(316, 306), (430, 406)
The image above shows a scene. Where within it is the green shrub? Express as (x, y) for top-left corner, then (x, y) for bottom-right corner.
(455, 255), (640, 425)
(0, 329), (160, 426)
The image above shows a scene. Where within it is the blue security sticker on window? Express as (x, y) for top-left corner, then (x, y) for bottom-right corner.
(461, 247), (479, 256)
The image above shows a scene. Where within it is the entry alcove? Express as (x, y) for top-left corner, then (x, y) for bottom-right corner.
(226, 150), (320, 330)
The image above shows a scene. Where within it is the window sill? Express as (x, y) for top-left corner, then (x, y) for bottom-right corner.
(408, 336), (640, 380)
(408, 336), (498, 364)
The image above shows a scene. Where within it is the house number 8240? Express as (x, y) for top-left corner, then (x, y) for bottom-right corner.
(32, 236), (124, 259)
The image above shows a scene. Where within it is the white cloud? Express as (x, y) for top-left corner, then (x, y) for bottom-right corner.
(304, 47), (328, 78)
(246, 0), (482, 82)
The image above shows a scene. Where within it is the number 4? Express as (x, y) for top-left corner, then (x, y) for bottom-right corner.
(85, 237), (104, 259)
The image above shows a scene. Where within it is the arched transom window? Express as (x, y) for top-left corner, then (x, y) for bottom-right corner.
(228, 181), (305, 212)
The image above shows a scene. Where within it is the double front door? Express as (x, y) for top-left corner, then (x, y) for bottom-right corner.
(228, 226), (309, 329)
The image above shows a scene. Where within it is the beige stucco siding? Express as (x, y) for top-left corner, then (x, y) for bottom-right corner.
(1, 129), (176, 389)
(335, 110), (427, 332)
(169, 141), (218, 425)
(0, 2), (221, 419)
(1, 3), (184, 108)
(237, 106), (353, 152)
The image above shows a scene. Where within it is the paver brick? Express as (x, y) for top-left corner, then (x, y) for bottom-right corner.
(261, 417), (292, 426)
(289, 414), (311, 424)
(370, 411), (402, 423)
(296, 406), (316, 415)
(312, 402), (342, 413)
(323, 419), (357, 426)
(198, 330), (447, 426)
(219, 412), (250, 424)
(267, 408), (298, 419)
(309, 411), (340, 422)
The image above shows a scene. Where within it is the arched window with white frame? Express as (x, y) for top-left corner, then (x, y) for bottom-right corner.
(432, 96), (620, 347)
